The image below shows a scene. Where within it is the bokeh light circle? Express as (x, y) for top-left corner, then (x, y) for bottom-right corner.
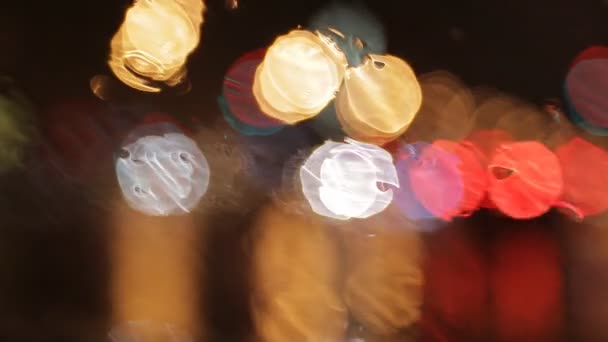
(253, 30), (346, 124)
(487, 141), (562, 219)
(116, 130), (210, 216)
(564, 46), (608, 135)
(335, 54), (422, 144)
(300, 138), (398, 220)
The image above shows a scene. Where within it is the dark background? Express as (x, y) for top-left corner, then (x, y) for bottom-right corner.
(0, 0), (606, 340)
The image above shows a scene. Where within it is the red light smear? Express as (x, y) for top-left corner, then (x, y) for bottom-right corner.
(490, 229), (563, 341)
(554, 137), (608, 218)
(423, 227), (489, 339)
(487, 141), (563, 219)
(224, 49), (284, 128)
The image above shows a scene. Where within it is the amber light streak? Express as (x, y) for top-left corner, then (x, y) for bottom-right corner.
(251, 202), (347, 341)
(109, 0), (205, 92)
(342, 209), (424, 336)
(110, 202), (203, 338)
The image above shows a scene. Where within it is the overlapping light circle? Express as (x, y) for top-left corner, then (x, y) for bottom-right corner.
(220, 48), (285, 136)
(253, 30), (347, 124)
(408, 140), (487, 221)
(335, 54), (422, 145)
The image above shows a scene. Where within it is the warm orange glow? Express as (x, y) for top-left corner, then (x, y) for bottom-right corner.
(225, 0), (238, 9)
(404, 71), (475, 141)
(336, 54), (422, 145)
(110, 202), (203, 337)
(342, 209), (424, 335)
(253, 30), (347, 124)
(109, 0), (205, 92)
(251, 202), (347, 341)
(473, 93), (552, 141)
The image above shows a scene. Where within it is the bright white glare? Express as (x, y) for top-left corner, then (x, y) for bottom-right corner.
(116, 132), (210, 216)
(300, 138), (399, 220)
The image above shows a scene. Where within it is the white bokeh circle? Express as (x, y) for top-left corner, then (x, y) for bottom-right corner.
(300, 138), (399, 220)
(116, 132), (210, 216)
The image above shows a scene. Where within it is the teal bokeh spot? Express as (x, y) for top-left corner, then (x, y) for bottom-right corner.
(309, 1), (387, 68)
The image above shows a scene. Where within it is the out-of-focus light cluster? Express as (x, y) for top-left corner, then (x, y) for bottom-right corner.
(389, 73), (608, 221)
(394, 131), (608, 221)
(300, 138), (398, 220)
(109, 0), (205, 92)
(115, 124), (209, 216)
(247, 24), (422, 145)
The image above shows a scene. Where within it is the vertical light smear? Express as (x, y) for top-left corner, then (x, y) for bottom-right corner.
(341, 207), (424, 336)
(110, 202), (203, 339)
(251, 201), (347, 341)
